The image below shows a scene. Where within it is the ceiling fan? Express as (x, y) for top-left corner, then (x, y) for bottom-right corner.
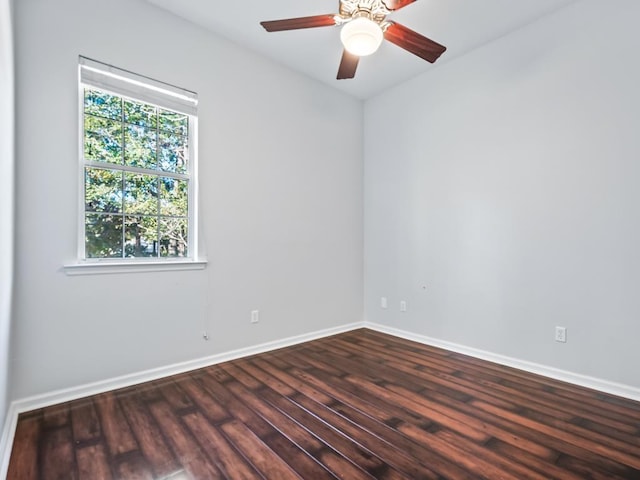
(260, 0), (446, 80)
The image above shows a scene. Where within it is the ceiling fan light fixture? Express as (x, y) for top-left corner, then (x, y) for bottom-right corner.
(340, 17), (383, 56)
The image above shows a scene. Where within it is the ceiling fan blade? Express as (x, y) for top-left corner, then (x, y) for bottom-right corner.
(337, 50), (359, 80)
(260, 15), (337, 32)
(382, 0), (418, 11)
(384, 22), (446, 63)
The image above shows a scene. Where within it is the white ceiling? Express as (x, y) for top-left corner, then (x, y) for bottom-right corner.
(146, 0), (578, 100)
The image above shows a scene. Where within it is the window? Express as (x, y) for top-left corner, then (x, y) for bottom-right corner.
(78, 57), (198, 263)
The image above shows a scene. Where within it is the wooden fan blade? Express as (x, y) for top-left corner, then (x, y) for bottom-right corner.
(382, 0), (418, 11)
(260, 15), (336, 32)
(384, 22), (446, 63)
(337, 50), (359, 80)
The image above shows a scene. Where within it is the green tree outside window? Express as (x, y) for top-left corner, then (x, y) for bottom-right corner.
(83, 88), (190, 259)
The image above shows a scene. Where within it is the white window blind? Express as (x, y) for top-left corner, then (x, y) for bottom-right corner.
(79, 56), (198, 115)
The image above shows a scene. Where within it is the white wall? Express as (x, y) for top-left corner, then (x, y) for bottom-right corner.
(12, 0), (363, 399)
(365, 0), (640, 388)
(0, 0), (14, 437)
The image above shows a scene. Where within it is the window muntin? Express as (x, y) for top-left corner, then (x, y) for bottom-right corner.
(79, 59), (197, 261)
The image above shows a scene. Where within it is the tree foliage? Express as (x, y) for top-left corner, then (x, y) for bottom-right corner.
(83, 88), (190, 258)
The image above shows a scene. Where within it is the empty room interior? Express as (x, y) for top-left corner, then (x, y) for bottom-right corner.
(2, 0), (640, 478)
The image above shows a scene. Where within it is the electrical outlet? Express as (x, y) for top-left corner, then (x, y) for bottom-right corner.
(400, 300), (407, 312)
(251, 310), (259, 324)
(555, 326), (567, 343)
(381, 297), (388, 309)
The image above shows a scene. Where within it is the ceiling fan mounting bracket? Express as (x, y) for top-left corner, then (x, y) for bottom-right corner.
(339, 0), (390, 24)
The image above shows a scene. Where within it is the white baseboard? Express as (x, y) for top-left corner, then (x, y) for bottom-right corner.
(0, 321), (365, 478)
(0, 403), (18, 480)
(365, 322), (640, 403)
(12, 322), (366, 413)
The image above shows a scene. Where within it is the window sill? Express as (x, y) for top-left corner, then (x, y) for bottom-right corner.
(63, 260), (208, 276)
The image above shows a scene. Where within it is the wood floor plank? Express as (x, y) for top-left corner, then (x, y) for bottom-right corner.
(155, 379), (196, 412)
(228, 369), (401, 479)
(261, 430), (345, 480)
(220, 420), (302, 480)
(76, 443), (113, 480)
(290, 390), (461, 479)
(257, 354), (428, 428)
(118, 392), (181, 477)
(7, 329), (640, 479)
(94, 391), (139, 457)
(322, 334), (640, 458)
(182, 411), (263, 480)
(215, 369), (339, 478)
(409, 382), (639, 476)
(555, 453), (636, 480)
(147, 400), (224, 479)
(398, 423), (523, 480)
(115, 454), (155, 480)
(40, 427), (77, 480)
(364, 330), (640, 418)
(380, 366), (640, 475)
(472, 399), (640, 469)
(220, 373), (328, 454)
(523, 406), (640, 449)
(6, 415), (40, 480)
(485, 438), (621, 480)
(178, 374), (231, 423)
(278, 344), (640, 477)
(283, 348), (557, 461)
(314, 450), (379, 480)
(70, 398), (102, 445)
(336, 335), (603, 431)
(247, 358), (457, 479)
(199, 365), (342, 478)
(194, 372), (274, 438)
(42, 403), (70, 429)
(251, 354), (463, 478)
(257, 386), (413, 480)
(376, 379), (558, 459)
(355, 373), (491, 443)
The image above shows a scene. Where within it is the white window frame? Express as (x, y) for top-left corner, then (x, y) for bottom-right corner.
(65, 57), (205, 275)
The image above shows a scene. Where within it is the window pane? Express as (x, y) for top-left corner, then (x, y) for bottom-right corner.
(81, 76), (195, 262)
(124, 173), (158, 215)
(160, 217), (188, 258)
(84, 114), (122, 164)
(124, 124), (156, 169)
(85, 214), (123, 258)
(125, 216), (158, 258)
(84, 89), (122, 120)
(124, 99), (157, 128)
(159, 131), (188, 173)
(160, 177), (188, 217)
(85, 167), (122, 213)
(158, 108), (188, 136)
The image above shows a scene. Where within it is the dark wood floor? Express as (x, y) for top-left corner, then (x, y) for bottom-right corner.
(7, 329), (640, 479)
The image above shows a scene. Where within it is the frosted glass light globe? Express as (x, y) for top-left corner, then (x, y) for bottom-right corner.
(340, 17), (383, 56)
